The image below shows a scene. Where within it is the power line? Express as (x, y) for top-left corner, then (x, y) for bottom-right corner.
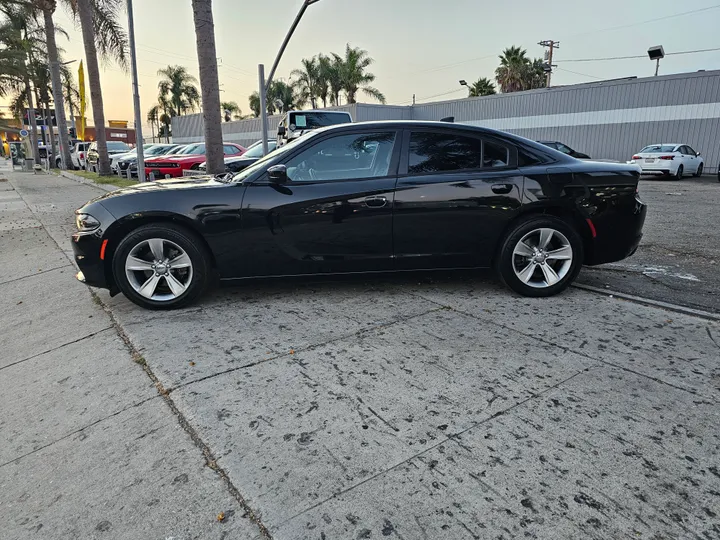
(559, 46), (720, 63)
(397, 87), (465, 105)
(554, 67), (604, 80)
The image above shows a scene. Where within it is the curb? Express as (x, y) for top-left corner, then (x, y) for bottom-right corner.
(58, 170), (121, 193)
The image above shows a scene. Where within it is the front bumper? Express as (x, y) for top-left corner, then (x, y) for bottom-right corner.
(145, 166), (183, 179)
(71, 231), (109, 288)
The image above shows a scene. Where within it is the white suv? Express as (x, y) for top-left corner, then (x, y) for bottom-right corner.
(276, 110), (352, 147)
(630, 143), (704, 180)
(71, 142), (91, 170)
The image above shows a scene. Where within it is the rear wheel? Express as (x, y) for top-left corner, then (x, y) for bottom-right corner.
(496, 216), (583, 297)
(674, 164), (683, 180)
(112, 223), (212, 310)
(694, 163), (703, 177)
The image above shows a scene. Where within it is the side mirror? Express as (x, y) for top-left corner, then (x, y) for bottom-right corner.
(277, 125), (286, 137)
(696, 152), (701, 157)
(267, 164), (287, 184)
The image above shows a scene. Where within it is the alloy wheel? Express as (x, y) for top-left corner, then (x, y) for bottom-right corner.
(124, 238), (193, 301)
(512, 228), (573, 289)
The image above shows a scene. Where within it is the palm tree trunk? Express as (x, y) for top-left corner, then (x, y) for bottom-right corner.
(43, 7), (72, 170)
(24, 81), (40, 165)
(76, 0), (110, 175)
(191, 0), (223, 175)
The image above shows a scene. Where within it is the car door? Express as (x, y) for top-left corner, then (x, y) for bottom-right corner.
(684, 145), (699, 172)
(393, 128), (524, 270)
(237, 129), (401, 277)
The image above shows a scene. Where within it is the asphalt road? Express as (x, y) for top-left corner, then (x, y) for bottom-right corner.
(2, 169), (719, 540)
(577, 174), (720, 314)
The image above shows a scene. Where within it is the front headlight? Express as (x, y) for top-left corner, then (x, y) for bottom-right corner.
(76, 213), (100, 232)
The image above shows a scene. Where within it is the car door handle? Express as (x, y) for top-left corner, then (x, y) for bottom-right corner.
(491, 184), (514, 194)
(364, 196), (388, 208)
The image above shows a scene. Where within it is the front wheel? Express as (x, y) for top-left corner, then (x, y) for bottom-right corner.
(112, 223), (212, 310)
(496, 216), (584, 297)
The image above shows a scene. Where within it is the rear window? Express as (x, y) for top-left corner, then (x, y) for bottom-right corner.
(177, 144), (205, 155)
(289, 112), (351, 130)
(640, 145), (676, 153)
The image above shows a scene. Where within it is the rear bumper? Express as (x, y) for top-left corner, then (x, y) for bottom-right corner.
(585, 197), (647, 265)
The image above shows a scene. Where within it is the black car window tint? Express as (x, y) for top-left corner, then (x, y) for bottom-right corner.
(286, 132), (396, 182)
(408, 132), (482, 174)
(483, 141), (509, 168)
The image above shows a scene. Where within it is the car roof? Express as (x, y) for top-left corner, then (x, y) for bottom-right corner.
(643, 143), (682, 147)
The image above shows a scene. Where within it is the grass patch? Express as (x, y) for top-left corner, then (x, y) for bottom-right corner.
(73, 169), (138, 189)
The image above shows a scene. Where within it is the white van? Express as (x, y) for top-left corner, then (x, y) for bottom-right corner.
(276, 110), (353, 147)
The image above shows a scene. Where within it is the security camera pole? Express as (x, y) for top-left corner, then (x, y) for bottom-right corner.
(259, 0), (321, 156)
(648, 45), (665, 77)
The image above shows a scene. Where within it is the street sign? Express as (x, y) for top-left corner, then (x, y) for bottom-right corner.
(19, 129), (29, 138)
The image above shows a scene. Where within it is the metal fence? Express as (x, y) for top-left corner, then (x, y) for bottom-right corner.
(172, 69), (720, 172)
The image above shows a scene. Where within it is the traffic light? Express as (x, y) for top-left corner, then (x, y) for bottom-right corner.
(69, 127), (76, 138)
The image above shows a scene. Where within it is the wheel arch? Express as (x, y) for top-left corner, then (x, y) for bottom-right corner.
(101, 213), (217, 292)
(494, 205), (595, 266)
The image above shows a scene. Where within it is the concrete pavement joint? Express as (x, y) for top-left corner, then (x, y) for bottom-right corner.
(10, 173), (274, 539)
(0, 263), (73, 286)
(0, 394), (160, 469)
(89, 288), (275, 540)
(278, 366), (594, 527)
(170, 305), (449, 393)
(411, 292), (710, 400)
(0, 326), (114, 373)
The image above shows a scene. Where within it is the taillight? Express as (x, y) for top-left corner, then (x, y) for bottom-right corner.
(79, 152), (84, 159)
(659, 155), (674, 160)
(632, 155), (641, 160)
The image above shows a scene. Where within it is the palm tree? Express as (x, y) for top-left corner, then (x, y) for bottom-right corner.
(70, 0), (128, 175)
(0, 2), (41, 163)
(291, 57), (321, 109)
(221, 100), (241, 122)
(157, 65), (200, 117)
(495, 46), (538, 93)
(467, 77), (496, 97)
(337, 44), (385, 104)
(248, 91), (261, 118)
(159, 112), (171, 143)
(190, 0), (223, 174)
(320, 53), (344, 106)
(146, 104), (159, 141)
(61, 66), (80, 124)
(526, 58), (547, 90)
(248, 81), (302, 117)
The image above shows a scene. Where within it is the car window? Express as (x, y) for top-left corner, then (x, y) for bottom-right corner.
(640, 145), (676, 153)
(289, 112), (351, 130)
(409, 132), (482, 173)
(483, 141), (509, 167)
(557, 143), (573, 154)
(107, 141), (130, 151)
(286, 132), (396, 182)
(223, 145), (239, 154)
(686, 146), (696, 155)
(243, 142), (276, 159)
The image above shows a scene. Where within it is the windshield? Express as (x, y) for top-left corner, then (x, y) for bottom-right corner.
(176, 144), (205, 155)
(290, 112), (351, 130)
(146, 145), (175, 156)
(107, 141), (130, 151)
(231, 134), (317, 183)
(640, 145), (676, 153)
(241, 141), (277, 159)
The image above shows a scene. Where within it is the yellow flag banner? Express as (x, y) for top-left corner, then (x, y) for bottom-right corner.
(78, 61), (86, 141)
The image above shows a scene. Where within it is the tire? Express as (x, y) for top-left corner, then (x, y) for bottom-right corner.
(112, 223), (212, 310)
(496, 215), (584, 298)
(673, 164), (683, 181)
(694, 163), (703, 177)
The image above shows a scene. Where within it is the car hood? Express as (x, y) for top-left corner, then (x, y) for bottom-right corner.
(162, 154), (205, 163)
(225, 155), (257, 165)
(88, 176), (227, 203)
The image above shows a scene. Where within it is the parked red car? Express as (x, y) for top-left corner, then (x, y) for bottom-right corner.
(144, 142), (246, 179)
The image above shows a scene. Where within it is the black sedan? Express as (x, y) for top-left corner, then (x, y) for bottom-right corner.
(72, 121), (647, 309)
(197, 140), (278, 174)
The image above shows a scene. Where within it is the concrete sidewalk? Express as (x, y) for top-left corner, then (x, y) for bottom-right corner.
(0, 165), (262, 539)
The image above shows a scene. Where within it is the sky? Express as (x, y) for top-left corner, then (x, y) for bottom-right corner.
(5, 0), (720, 133)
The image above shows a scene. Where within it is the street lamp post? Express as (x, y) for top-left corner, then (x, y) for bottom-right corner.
(260, 0), (321, 155)
(127, 0), (146, 181)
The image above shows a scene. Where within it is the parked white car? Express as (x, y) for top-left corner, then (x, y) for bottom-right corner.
(276, 110), (353, 147)
(71, 142), (90, 170)
(630, 143), (704, 180)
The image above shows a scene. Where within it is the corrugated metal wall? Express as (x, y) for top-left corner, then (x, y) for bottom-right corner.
(172, 70), (720, 172)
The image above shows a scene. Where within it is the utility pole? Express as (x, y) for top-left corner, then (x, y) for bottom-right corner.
(127, 0), (145, 181)
(538, 40), (559, 87)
